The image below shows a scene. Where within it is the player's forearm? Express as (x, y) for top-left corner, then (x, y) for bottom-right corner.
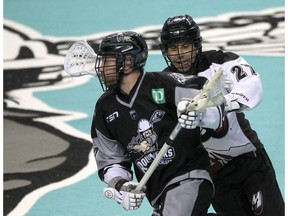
(103, 164), (133, 184)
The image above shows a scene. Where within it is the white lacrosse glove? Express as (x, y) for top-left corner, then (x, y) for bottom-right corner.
(224, 93), (241, 113)
(177, 100), (204, 129)
(103, 177), (146, 211)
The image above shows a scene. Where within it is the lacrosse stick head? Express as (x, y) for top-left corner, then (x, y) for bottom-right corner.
(64, 40), (97, 77)
(187, 67), (225, 111)
(205, 73), (225, 107)
(95, 31), (148, 91)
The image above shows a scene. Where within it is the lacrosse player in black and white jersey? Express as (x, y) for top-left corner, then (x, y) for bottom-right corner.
(90, 31), (225, 216)
(159, 15), (284, 216)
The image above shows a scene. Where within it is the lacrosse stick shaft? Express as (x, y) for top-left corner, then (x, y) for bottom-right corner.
(135, 122), (182, 191)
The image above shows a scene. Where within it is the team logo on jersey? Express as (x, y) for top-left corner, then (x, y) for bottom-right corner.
(152, 88), (166, 104)
(127, 110), (165, 154)
(127, 110), (175, 173)
(135, 147), (175, 173)
(251, 191), (263, 215)
(129, 110), (138, 120)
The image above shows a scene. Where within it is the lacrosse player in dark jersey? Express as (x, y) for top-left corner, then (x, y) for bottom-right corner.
(159, 14), (284, 216)
(91, 31), (225, 216)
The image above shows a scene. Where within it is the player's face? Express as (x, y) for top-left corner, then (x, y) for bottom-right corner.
(98, 56), (118, 88)
(167, 42), (198, 73)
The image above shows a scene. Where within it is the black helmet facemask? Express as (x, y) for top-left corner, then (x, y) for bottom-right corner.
(95, 31), (148, 91)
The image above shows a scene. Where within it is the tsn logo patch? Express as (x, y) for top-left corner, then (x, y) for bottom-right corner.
(106, 111), (119, 123)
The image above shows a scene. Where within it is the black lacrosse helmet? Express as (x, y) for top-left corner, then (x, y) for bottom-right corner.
(95, 31), (148, 91)
(160, 15), (202, 74)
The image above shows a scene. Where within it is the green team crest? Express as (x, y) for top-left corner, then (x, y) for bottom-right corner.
(152, 88), (166, 104)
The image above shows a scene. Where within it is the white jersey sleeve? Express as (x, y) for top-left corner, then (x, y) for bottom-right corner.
(220, 56), (263, 110)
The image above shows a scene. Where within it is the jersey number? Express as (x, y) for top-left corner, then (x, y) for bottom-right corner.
(231, 64), (257, 81)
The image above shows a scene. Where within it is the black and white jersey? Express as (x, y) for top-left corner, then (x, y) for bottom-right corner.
(164, 50), (263, 173)
(91, 72), (222, 202)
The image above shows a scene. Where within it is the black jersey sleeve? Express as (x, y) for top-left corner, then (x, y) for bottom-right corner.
(91, 97), (132, 178)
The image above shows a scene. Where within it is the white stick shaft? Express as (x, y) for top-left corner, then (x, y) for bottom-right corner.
(135, 123), (182, 191)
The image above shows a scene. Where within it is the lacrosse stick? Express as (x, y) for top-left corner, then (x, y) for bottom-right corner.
(135, 67), (225, 191)
(64, 40), (97, 77)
